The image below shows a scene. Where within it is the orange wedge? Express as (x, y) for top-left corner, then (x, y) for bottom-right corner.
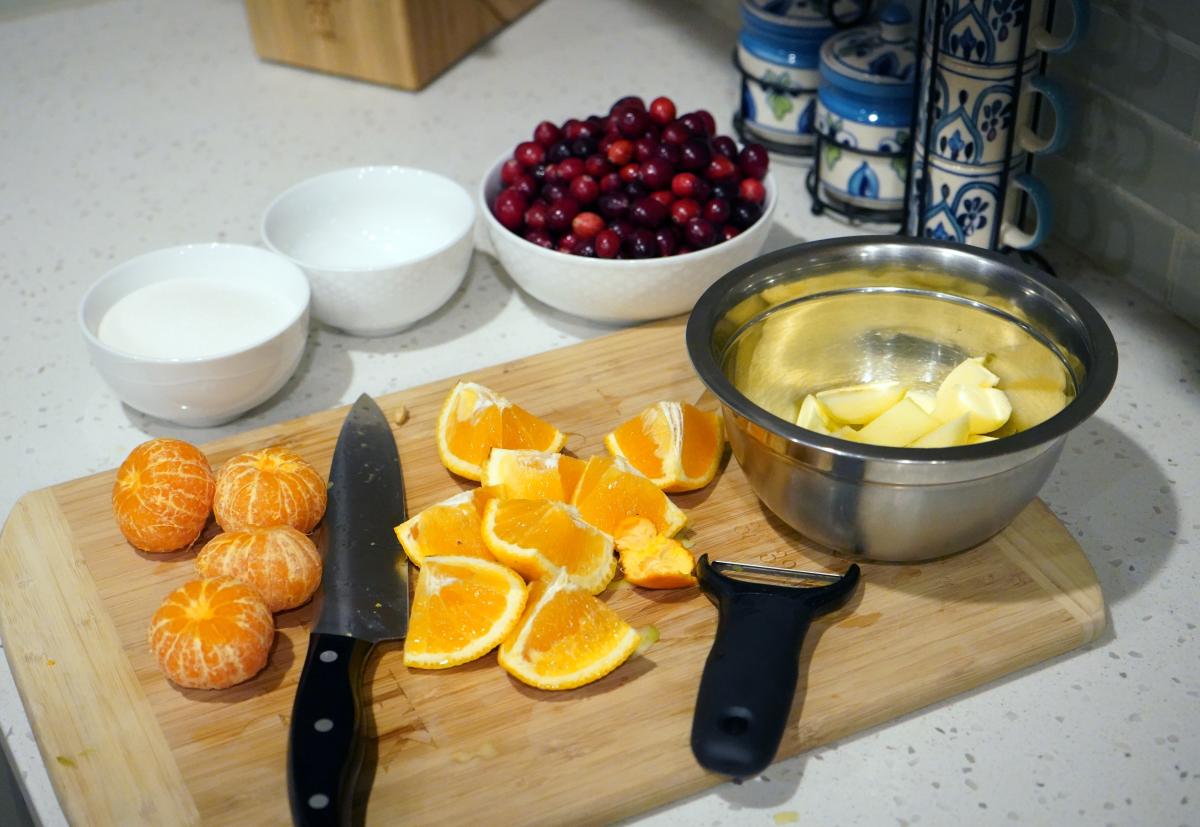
(571, 455), (687, 538)
(436, 382), (567, 481)
(394, 486), (501, 567)
(403, 556), (528, 670)
(498, 570), (641, 690)
(480, 448), (586, 501)
(480, 498), (616, 595)
(604, 401), (724, 492)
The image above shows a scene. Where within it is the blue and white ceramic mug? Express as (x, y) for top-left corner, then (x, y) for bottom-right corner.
(916, 50), (1070, 166)
(908, 149), (1052, 250)
(924, 0), (1090, 66)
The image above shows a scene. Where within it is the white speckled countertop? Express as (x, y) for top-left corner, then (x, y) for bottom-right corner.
(1, 0), (1197, 824)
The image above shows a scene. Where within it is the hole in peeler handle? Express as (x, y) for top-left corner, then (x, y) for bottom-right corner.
(719, 709), (752, 736)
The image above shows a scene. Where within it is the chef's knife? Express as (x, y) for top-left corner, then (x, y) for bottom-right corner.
(288, 394), (408, 827)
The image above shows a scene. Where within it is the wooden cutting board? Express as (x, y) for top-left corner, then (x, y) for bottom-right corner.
(0, 320), (1104, 826)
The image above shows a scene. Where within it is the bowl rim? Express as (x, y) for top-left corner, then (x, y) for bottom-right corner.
(78, 242), (311, 365)
(686, 235), (1119, 464)
(260, 165), (477, 275)
(479, 151), (778, 269)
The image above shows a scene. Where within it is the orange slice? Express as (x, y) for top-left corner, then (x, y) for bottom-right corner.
(571, 455), (687, 538)
(480, 448), (586, 501)
(436, 382), (567, 481)
(403, 556), (528, 670)
(394, 486), (502, 567)
(480, 498), (616, 595)
(498, 570), (641, 690)
(604, 401), (724, 492)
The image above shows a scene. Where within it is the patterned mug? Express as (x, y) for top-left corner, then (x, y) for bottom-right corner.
(915, 50), (1069, 165)
(924, 0), (1090, 66)
(907, 148), (1052, 250)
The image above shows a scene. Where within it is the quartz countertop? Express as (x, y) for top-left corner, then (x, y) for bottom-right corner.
(1, 0), (1197, 824)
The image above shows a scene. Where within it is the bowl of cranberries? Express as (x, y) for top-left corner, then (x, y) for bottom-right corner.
(481, 95), (776, 323)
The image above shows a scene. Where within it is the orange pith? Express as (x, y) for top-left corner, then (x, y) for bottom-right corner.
(619, 535), (697, 589)
(148, 577), (274, 690)
(481, 498), (617, 594)
(112, 438), (215, 553)
(404, 556), (527, 669)
(213, 446), (327, 533)
(603, 401), (724, 492)
(480, 449), (586, 501)
(195, 526), (322, 612)
(436, 382), (566, 481)
(571, 455), (687, 538)
(394, 486), (501, 567)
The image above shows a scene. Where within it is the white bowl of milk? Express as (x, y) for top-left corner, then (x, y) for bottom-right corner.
(261, 166), (476, 337)
(78, 243), (310, 427)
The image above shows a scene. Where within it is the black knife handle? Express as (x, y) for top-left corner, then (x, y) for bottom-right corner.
(288, 633), (374, 827)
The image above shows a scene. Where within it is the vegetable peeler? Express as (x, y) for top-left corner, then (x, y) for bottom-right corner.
(690, 555), (861, 778)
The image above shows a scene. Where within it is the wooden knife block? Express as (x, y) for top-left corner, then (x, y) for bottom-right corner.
(243, 0), (542, 91)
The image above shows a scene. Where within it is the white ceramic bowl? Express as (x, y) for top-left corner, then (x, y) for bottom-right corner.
(480, 154), (777, 324)
(78, 243), (310, 427)
(261, 166), (475, 337)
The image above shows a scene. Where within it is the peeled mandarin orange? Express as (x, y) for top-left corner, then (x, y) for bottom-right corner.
(194, 526), (322, 613)
(571, 455), (687, 538)
(148, 577), (274, 690)
(393, 486), (502, 568)
(403, 556), (528, 670)
(481, 498), (617, 595)
(619, 535), (697, 589)
(604, 401), (724, 492)
(112, 438), (216, 553)
(498, 570), (641, 691)
(435, 382), (566, 481)
(213, 446), (327, 533)
(480, 448), (586, 501)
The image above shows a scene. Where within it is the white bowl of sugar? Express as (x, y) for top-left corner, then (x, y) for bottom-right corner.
(78, 243), (310, 427)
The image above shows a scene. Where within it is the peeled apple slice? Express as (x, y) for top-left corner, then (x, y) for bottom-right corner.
(904, 389), (937, 416)
(909, 413), (970, 448)
(815, 382), (905, 425)
(832, 425), (861, 442)
(854, 397), (940, 447)
(934, 357), (1002, 423)
(795, 395), (834, 434)
(938, 385), (1012, 434)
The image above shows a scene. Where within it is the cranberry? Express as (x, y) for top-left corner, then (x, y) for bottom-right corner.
(511, 174), (538, 200)
(710, 181), (736, 201)
(671, 198), (700, 225)
(661, 121), (690, 145)
(649, 96), (677, 126)
(556, 157), (585, 181)
(529, 163), (548, 183)
(634, 136), (658, 163)
(599, 172), (623, 193)
(696, 110), (717, 136)
(533, 120), (561, 148)
(607, 139), (634, 166)
(548, 141), (573, 163)
(739, 177), (767, 204)
(584, 154), (611, 178)
(739, 143), (770, 179)
(541, 181), (569, 202)
(655, 227), (679, 257)
(545, 197), (580, 231)
(602, 114), (620, 134)
(595, 229), (621, 259)
(525, 228), (554, 248)
(570, 174), (600, 204)
(653, 141), (681, 165)
(515, 141), (545, 167)
(672, 172), (701, 198)
(706, 155), (737, 180)
(574, 238), (597, 258)
(619, 163), (641, 183)
(679, 139), (711, 172)
(557, 232), (579, 253)
(640, 158), (675, 190)
(571, 137), (596, 158)
(616, 106), (649, 138)
(597, 191), (630, 219)
(703, 197), (731, 225)
(679, 112), (707, 136)
(649, 189), (675, 207)
(722, 225), (741, 241)
(684, 217), (716, 248)
(630, 197), (668, 228)
(730, 199), (763, 229)
(609, 218), (636, 240)
(626, 228), (658, 258)
(691, 176), (713, 201)
(493, 188), (526, 231)
(572, 211), (605, 239)
(562, 118), (586, 141)
(711, 135), (739, 160)
(525, 202), (548, 230)
(623, 180), (649, 200)
(501, 158), (524, 185)
(611, 95), (646, 112)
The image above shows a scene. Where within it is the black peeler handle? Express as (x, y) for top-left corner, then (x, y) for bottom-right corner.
(690, 556), (860, 778)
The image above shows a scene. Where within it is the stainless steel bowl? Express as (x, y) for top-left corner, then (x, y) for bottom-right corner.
(686, 237), (1118, 562)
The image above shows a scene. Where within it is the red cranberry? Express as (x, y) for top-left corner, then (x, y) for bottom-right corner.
(649, 96), (677, 126)
(533, 120), (561, 148)
(574, 237), (597, 258)
(557, 157), (585, 181)
(706, 155), (737, 180)
(525, 202), (548, 231)
(672, 172), (700, 198)
(626, 228), (658, 258)
(739, 143), (770, 179)
(640, 158), (675, 190)
(597, 191), (630, 219)
(655, 226), (680, 256)
(679, 112), (707, 136)
(570, 175), (600, 204)
(691, 177), (713, 201)
(630, 197), (668, 228)
(653, 141), (681, 165)
(722, 225), (741, 241)
(611, 95), (646, 113)
(703, 198), (731, 225)
(730, 199), (763, 229)
(548, 141), (573, 163)
(711, 135), (739, 160)
(619, 163), (641, 183)
(572, 211), (605, 239)
(607, 139), (634, 166)
(739, 177), (767, 204)
(570, 138), (595, 159)
(562, 118), (586, 141)
(545, 197), (580, 231)
(599, 172), (623, 193)
(634, 136), (658, 162)
(595, 229), (621, 259)
(609, 218), (636, 240)
(511, 174), (538, 200)
(501, 158), (524, 185)
(679, 139), (712, 172)
(623, 180), (649, 200)
(616, 106), (649, 138)
(525, 228), (554, 248)
(541, 181), (569, 202)
(671, 198), (700, 225)
(584, 154), (611, 178)
(684, 217), (716, 248)
(661, 121), (690, 145)
(710, 181), (736, 201)
(529, 163), (548, 183)
(557, 232), (579, 253)
(649, 189), (675, 207)
(515, 141), (545, 167)
(493, 188), (527, 231)
(696, 110), (717, 136)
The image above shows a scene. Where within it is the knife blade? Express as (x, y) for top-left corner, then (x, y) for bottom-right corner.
(288, 394), (408, 827)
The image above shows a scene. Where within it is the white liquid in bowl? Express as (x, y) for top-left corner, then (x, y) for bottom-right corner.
(97, 277), (296, 359)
